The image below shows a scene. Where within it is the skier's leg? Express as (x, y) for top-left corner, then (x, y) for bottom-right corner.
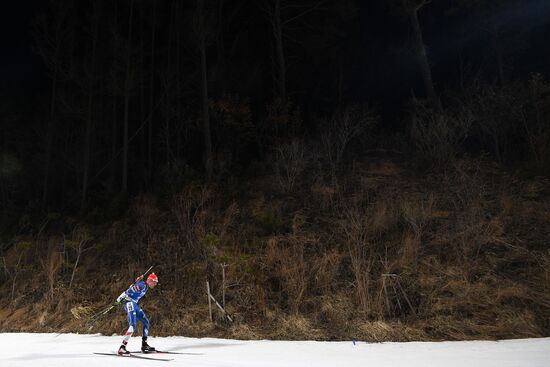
(119, 302), (137, 354)
(139, 310), (150, 339)
(137, 309), (155, 352)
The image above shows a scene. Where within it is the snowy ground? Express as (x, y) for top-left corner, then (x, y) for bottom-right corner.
(0, 333), (549, 366)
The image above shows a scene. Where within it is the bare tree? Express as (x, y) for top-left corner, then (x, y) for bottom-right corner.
(262, 0), (328, 102)
(521, 74), (550, 173)
(81, 2), (101, 211)
(122, 0), (136, 193)
(274, 139), (308, 192)
(192, 0), (216, 179)
(320, 105), (377, 185)
(65, 226), (93, 288)
(270, 0), (287, 102)
(105, 1), (121, 194)
(389, 0), (439, 108)
(148, 0), (157, 188)
(34, 0), (74, 209)
(467, 82), (518, 163)
(2, 241), (31, 304)
(41, 243), (63, 301)
(452, 0), (517, 85)
(409, 0), (438, 108)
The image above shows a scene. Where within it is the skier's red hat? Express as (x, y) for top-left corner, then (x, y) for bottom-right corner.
(147, 273), (159, 284)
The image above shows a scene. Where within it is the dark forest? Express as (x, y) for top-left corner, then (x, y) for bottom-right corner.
(0, 0), (549, 341)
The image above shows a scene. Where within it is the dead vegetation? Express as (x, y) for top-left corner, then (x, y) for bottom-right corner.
(0, 155), (549, 342)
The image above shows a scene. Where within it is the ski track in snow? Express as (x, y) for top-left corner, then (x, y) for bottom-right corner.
(0, 333), (548, 366)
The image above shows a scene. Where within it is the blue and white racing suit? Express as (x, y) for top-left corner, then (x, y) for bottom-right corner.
(117, 281), (151, 345)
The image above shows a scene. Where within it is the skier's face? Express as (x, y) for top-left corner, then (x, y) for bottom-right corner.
(147, 278), (158, 288)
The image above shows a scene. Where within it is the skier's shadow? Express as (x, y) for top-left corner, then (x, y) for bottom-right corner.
(10, 353), (96, 361)
(170, 342), (241, 351)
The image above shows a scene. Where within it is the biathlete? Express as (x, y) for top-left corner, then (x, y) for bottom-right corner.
(115, 272), (159, 355)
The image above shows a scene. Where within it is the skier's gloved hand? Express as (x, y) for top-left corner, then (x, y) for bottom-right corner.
(116, 292), (132, 304)
(135, 275), (144, 283)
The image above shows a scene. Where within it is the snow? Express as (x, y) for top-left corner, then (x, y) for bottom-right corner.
(0, 333), (548, 366)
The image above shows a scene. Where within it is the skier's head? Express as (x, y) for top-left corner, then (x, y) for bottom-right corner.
(146, 273), (159, 288)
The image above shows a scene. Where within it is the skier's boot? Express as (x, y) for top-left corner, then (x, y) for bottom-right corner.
(141, 337), (156, 353)
(118, 343), (130, 355)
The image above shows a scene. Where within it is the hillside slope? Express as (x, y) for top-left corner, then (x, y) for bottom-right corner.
(1, 157), (549, 341)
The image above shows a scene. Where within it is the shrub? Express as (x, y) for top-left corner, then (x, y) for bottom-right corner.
(258, 99), (302, 156)
(319, 104), (377, 184)
(255, 210), (284, 235)
(210, 94), (255, 173)
(466, 82), (521, 163)
(172, 185), (214, 258)
(264, 237), (308, 314)
(273, 139), (308, 193)
(410, 99), (474, 167)
(521, 74), (550, 174)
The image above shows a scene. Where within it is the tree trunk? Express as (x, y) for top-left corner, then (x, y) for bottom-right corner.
(42, 52), (59, 210)
(163, 1), (176, 167)
(273, 0), (287, 101)
(81, 6), (100, 212)
(139, 15), (146, 172)
(198, 0), (213, 179)
(214, 0), (226, 83)
(337, 59), (343, 107)
(491, 24), (505, 86)
(409, 7), (439, 109)
(110, 99), (118, 193)
(109, 1), (119, 194)
(122, 0), (135, 193)
(148, 0), (156, 189)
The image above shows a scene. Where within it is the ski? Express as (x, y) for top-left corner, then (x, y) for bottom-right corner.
(130, 350), (203, 355)
(93, 352), (173, 361)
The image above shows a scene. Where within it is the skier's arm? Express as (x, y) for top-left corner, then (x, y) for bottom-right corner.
(115, 290), (133, 304)
(115, 281), (146, 305)
(116, 283), (135, 304)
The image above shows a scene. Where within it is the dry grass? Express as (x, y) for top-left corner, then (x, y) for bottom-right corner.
(353, 320), (428, 342)
(271, 314), (325, 340)
(229, 323), (261, 339)
(1, 157), (549, 342)
(311, 250), (342, 294)
(70, 305), (93, 320)
(40, 240), (63, 302)
(264, 235), (310, 314)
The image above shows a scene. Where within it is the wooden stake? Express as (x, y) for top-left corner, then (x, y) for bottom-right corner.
(396, 277), (416, 316)
(221, 263), (227, 308)
(382, 276), (391, 316)
(207, 281), (213, 322)
(208, 292), (233, 323)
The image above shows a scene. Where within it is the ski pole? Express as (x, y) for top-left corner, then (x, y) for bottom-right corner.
(86, 304), (116, 331)
(134, 265), (154, 283)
